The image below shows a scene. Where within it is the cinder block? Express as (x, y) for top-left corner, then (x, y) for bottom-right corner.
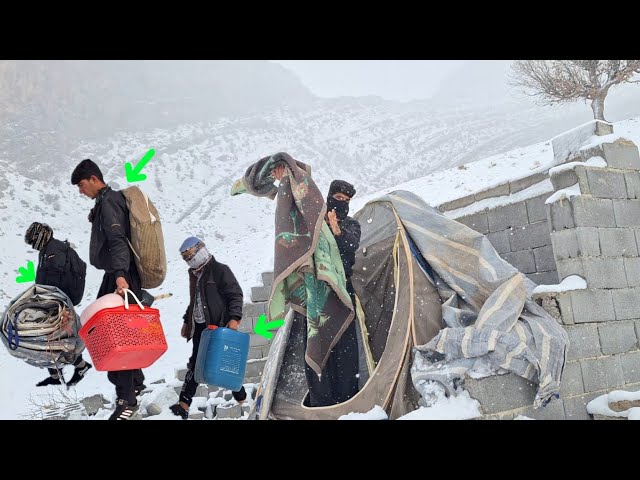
(526, 195), (549, 223)
(487, 230), (510, 254)
(510, 173), (548, 194)
(625, 258), (640, 287)
(582, 257), (627, 289)
(146, 403), (163, 417)
(547, 200), (575, 231)
(209, 389), (224, 398)
(564, 392), (601, 420)
(619, 351), (640, 384)
(475, 183), (510, 202)
(595, 121), (615, 136)
(574, 166), (591, 195)
(456, 211), (489, 234)
(585, 168), (627, 199)
(556, 258), (585, 280)
(438, 194), (476, 212)
(195, 385), (209, 398)
(560, 361), (584, 397)
(488, 203), (529, 232)
(625, 171), (640, 199)
(558, 292), (575, 325)
(599, 228), (638, 256)
(565, 324), (601, 361)
(243, 302), (268, 318)
(261, 271), (275, 286)
(526, 271), (559, 286)
(572, 197), (616, 228)
(176, 369), (188, 382)
(216, 404), (242, 419)
(238, 318), (254, 333)
(598, 321), (638, 355)
(552, 120), (613, 164)
(519, 398), (566, 420)
(550, 167), (579, 192)
(189, 411), (205, 420)
(250, 333), (271, 347)
(464, 373), (536, 415)
(245, 358), (267, 378)
(602, 140), (640, 170)
(247, 346), (265, 360)
(533, 245), (556, 272)
(570, 289), (614, 323)
(250, 286), (270, 303)
(580, 356), (625, 393)
(575, 227), (601, 256)
(613, 199), (640, 227)
(612, 288), (640, 320)
(551, 229), (579, 260)
(509, 221), (552, 251)
(503, 250), (536, 274)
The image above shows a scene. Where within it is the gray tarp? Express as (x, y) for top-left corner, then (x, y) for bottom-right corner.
(252, 190), (569, 419)
(1, 284), (84, 369)
(384, 191), (569, 408)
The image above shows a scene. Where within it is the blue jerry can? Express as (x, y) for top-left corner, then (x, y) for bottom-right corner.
(194, 326), (250, 391)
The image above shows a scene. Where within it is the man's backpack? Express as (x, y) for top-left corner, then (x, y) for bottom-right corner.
(121, 186), (167, 289)
(37, 239), (87, 306)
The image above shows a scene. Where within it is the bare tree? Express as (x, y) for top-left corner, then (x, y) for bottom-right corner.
(509, 60), (640, 121)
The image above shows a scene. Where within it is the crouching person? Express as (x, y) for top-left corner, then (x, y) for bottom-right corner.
(170, 237), (247, 419)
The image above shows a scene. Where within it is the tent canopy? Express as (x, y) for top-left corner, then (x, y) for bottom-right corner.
(252, 190), (568, 420)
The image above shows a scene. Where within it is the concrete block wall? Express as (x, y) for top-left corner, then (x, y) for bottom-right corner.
(531, 126), (640, 419)
(459, 121), (640, 419)
(240, 271), (274, 382)
(444, 191), (559, 286)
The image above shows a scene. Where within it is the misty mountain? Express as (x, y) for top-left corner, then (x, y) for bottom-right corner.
(3, 60), (640, 303)
(0, 60), (314, 171)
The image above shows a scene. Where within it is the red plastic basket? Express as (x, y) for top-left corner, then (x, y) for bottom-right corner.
(78, 290), (167, 371)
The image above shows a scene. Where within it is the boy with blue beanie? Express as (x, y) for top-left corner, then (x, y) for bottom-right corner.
(170, 236), (247, 419)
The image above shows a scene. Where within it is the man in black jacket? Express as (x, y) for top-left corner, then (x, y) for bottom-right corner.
(71, 159), (145, 420)
(169, 236), (246, 419)
(24, 222), (93, 388)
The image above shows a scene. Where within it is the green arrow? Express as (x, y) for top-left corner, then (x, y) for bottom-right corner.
(254, 314), (284, 339)
(125, 149), (155, 183)
(16, 260), (35, 284)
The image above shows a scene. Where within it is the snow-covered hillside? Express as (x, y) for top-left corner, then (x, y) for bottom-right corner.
(2, 97), (640, 418)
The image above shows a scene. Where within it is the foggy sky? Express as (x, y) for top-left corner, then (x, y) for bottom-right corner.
(272, 60), (471, 102)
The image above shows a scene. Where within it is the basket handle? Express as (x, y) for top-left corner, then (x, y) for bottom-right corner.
(123, 289), (145, 311)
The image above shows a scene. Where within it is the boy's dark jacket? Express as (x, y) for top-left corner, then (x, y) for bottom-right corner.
(182, 257), (243, 341)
